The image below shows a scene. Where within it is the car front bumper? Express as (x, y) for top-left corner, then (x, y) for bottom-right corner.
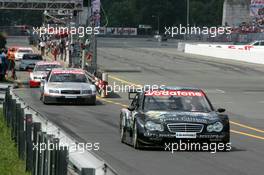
(43, 94), (96, 104)
(137, 130), (230, 146)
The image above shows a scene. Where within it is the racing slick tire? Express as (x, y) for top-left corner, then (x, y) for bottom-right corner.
(120, 116), (126, 143)
(132, 122), (143, 149)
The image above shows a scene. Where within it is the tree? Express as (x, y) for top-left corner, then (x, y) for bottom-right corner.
(101, 0), (225, 29)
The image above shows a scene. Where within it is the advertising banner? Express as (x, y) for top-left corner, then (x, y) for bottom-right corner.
(91, 0), (101, 27)
(250, 0), (264, 18)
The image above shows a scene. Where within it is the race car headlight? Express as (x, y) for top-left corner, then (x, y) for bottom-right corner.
(90, 85), (97, 95)
(145, 121), (164, 132)
(206, 125), (214, 132)
(49, 89), (60, 94)
(213, 122), (224, 132)
(207, 122), (223, 132)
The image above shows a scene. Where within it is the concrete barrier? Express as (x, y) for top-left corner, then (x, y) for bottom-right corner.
(184, 44), (264, 65)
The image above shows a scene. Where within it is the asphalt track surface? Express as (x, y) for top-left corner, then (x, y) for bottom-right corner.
(8, 37), (264, 175)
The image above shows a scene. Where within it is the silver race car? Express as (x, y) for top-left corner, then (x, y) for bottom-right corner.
(29, 61), (62, 88)
(40, 68), (97, 105)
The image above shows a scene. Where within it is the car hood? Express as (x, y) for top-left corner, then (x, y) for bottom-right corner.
(144, 111), (219, 124)
(47, 82), (94, 90)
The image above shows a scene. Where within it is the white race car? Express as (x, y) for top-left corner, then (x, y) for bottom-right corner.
(14, 47), (34, 61)
(40, 68), (97, 105)
(29, 61), (62, 88)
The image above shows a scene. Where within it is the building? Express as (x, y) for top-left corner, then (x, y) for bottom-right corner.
(222, 0), (251, 27)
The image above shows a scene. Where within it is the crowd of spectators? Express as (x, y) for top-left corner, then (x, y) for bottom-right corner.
(230, 19), (264, 34)
(37, 36), (69, 62)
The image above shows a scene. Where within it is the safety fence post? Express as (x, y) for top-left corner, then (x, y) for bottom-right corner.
(51, 138), (60, 175)
(32, 123), (41, 175)
(55, 145), (68, 175)
(4, 90), (10, 124)
(38, 132), (46, 175)
(25, 114), (33, 173)
(18, 104), (25, 160)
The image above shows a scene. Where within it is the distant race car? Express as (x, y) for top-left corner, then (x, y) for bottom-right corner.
(19, 54), (43, 71)
(14, 47), (33, 61)
(248, 40), (264, 46)
(29, 61), (62, 88)
(120, 87), (230, 149)
(40, 68), (96, 105)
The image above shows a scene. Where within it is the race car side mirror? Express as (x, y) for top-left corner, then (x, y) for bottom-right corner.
(217, 108), (226, 113)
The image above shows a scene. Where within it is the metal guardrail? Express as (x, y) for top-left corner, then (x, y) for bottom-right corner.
(2, 87), (118, 175)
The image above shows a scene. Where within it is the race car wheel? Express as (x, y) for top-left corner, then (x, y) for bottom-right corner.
(42, 96), (49, 105)
(132, 122), (142, 149)
(120, 116), (126, 143)
(87, 95), (96, 105)
(40, 93), (43, 101)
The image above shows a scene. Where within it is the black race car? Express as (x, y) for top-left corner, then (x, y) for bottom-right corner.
(119, 87), (230, 149)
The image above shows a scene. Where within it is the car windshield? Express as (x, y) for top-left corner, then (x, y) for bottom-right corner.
(49, 73), (88, 83)
(23, 55), (42, 60)
(143, 90), (212, 112)
(34, 64), (61, 71)
(18, 49), (32, 53)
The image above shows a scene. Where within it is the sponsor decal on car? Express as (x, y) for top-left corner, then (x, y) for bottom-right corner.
(37, 61), (61, 66)
(145, 90), (204, 97)
(52, 70), (85, 74)
(175, 132), (197, 138)
(160, 116), (208, 124)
